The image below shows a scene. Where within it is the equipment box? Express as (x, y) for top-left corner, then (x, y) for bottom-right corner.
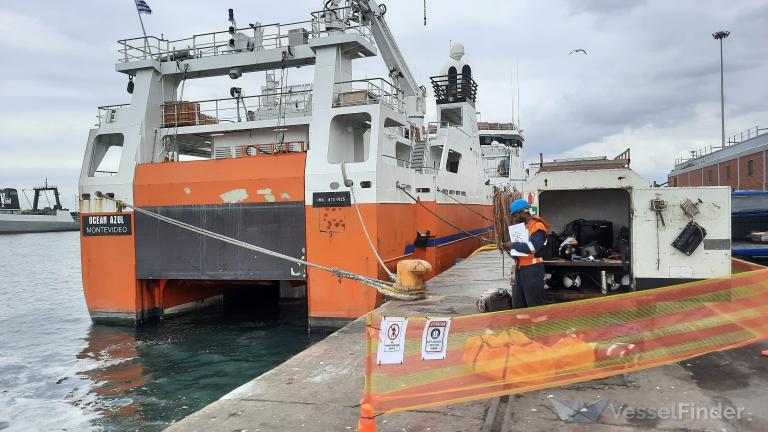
(525, 167), (731, 291)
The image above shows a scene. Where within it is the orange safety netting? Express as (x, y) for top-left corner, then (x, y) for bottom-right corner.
(361, 263), (768, 416)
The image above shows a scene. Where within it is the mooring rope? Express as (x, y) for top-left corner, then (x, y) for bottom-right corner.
(97, 193), (423, 301)
(343, 163), (397, 281)
(396, 184), (495, 244)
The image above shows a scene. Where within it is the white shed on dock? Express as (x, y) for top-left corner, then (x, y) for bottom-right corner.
(525, 153), (731, 291)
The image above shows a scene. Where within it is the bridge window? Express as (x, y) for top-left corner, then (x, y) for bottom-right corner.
(440, 108), (462, 127)
(446, 149), (462, 173)
(748, 159), (755, 177)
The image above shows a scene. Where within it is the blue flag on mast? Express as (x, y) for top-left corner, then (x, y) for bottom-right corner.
(135, 0), (152, 14)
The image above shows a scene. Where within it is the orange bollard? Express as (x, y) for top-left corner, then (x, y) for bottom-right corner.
(357, 403), (376, 432)
(394, 259), (432, 299)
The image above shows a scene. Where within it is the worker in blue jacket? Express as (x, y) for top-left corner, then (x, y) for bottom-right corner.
(502, 198), (549, 308)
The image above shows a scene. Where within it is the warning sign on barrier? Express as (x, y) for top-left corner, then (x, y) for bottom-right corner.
(377, 317), (408, 365)
(421, 318), (451, 360)
(361, 261), (768, 416)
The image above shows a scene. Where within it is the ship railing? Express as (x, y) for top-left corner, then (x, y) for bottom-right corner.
(675, 125), (768, 167)
(384, 126), (408, 138)
(96, 104), (130, 126)
(333, 78), (404, 113)
(430, 73), (478, 104)
(117, 36), (170, 63)
(478, 122), (516, 131)
(429, 121), (473, 139)
(161, 90), (313, 128)
(117, 21), (313, 63)
(310, 5), (374, 45)
(484, 167), (510, 178)
(381, 155), (411, 169)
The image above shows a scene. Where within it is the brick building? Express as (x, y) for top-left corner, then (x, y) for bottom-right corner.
(668, 127), (768, 190)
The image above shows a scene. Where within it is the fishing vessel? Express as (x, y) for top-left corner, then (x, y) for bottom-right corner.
(0, 183), (79, 234)
(78, 1), (510, 327)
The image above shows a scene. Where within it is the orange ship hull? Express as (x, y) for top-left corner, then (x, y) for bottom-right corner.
(80, 156), (493, 326)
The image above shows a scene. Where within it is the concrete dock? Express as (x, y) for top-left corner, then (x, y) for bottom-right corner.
(166, 252), (768, 432)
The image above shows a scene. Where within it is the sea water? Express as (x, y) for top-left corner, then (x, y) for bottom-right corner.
(0, 231), (319, 431)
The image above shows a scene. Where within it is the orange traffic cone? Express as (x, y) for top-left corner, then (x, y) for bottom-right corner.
(761, 349), (768, 357)
(357, 403), (376, 432)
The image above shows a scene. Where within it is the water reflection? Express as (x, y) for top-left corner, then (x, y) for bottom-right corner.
(74, 304), (318, 432)
(0, 232), (321, 432)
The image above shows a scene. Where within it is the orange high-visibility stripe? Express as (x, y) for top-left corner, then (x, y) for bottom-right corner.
(369, 305), (768, 397)
(367, 270), (768, 342)
(362, 265), (768, 415)
(516, 219), (547, 267)
(366, 287), (768, 379)
(364, 278), (768, 373)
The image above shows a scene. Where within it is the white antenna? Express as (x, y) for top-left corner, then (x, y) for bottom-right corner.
(516, 62), (521, 129)
(510, 70), (515, 127)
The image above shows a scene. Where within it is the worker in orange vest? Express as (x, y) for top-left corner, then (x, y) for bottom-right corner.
(502, 198), (549, 308)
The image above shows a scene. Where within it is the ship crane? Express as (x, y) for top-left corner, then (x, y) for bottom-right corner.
(345, 0), (427, 130)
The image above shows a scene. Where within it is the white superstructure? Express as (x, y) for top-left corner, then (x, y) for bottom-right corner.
(77, 1), (499, 326)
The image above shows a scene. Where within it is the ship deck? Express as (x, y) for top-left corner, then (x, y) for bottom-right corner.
(166, 251), (768, 432)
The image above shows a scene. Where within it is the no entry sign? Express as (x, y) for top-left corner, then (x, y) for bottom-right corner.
(377, 317), (408, 365)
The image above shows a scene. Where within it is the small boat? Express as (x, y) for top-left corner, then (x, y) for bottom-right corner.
(0, 183), (79, 234)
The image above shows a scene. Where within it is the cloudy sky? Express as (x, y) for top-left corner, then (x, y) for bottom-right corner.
(1, 0), (766, 208)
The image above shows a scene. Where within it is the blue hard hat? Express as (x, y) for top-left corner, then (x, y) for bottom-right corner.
(510, 198), (531, 214)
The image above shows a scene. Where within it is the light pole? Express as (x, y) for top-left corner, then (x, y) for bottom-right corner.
(713, 30), (730, 148)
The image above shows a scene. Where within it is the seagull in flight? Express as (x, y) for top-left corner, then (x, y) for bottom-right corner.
(569, 49), (588, 55)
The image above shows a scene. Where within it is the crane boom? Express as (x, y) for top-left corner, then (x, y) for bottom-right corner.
(352, 0), (425, 120)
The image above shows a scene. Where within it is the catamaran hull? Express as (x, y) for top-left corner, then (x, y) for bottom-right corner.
(78, 156), (493, 326)
(80, 205), (491, 326)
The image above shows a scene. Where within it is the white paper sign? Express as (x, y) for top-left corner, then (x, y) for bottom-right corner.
(377, 317), (408, 365)
(507, 223), (530, 257)
(421, 317), (452, 360)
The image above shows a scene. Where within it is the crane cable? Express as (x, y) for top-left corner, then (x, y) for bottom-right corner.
(97, 194), (423, 301)
(395, 184), (494, 244)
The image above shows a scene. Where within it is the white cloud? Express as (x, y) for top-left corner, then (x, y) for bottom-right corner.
(0, 0), (766, 207)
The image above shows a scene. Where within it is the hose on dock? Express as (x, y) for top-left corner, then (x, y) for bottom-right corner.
(96, 193), (424, 301)
(470, 244), (497, 256)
